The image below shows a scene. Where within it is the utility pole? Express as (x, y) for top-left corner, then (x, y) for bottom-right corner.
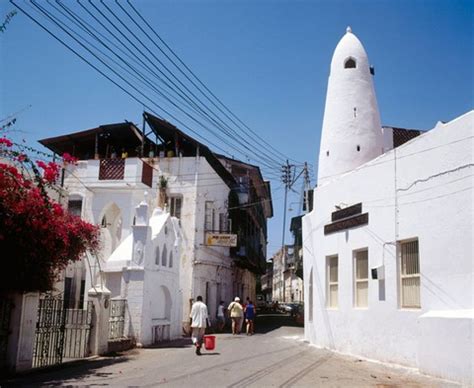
(303, 162), (311, 213)
(281, 159), (292, 253)
(280, 159), (292, 303)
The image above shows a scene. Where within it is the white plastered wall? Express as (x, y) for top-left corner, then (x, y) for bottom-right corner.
(303, 111), (473, 384)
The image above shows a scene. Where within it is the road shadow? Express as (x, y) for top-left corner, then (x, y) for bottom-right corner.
(145, 337), (194, 349)
(0, 352), (134, 387)
(253, 312), (303, 334)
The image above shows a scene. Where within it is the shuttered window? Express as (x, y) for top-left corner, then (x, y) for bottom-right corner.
(169, 196), (182, 219)
(400, 239), (420, 308)
(204, 201), (214, 231)
(354, 250), (369, 308)
(326, 256), (338, 308)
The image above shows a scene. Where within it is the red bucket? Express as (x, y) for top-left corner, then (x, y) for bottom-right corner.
(203, 335), (216, 350)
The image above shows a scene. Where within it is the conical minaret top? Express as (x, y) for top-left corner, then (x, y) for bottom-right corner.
(317, 27), (383, 185)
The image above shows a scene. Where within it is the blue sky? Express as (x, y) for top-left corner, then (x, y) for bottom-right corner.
(1, 0), (472, 256)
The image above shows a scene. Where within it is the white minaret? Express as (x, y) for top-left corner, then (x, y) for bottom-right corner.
(317, 27), (383, 185)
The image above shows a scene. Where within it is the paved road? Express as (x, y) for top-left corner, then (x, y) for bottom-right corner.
(1, 313), (459, 387)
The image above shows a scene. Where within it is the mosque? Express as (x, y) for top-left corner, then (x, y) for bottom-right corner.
(302, 27), (473, 385)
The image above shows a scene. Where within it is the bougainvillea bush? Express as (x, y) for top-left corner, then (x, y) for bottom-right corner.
(0, 135), (100, 292)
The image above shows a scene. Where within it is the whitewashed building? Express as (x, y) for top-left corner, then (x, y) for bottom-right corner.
(39, 112), (272, 340)
(303, 27), (473, 385)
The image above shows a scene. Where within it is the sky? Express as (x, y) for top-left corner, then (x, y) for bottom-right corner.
(1, 0), (472, 256)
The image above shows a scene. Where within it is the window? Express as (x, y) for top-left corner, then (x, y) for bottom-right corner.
(204, 201), (214, 231)
(354, 250), (368, 308)
(68, 199), (82, 217)
(161, 245), (167, 267)
(168, 196), (182, 219)
(399, 239), (420, 308)
(326, 255), (338, 308)
(344, 57), (356, 68)
(155, 247), (160, 265)
(63, 277), (74, 309)
(219, 213), (229, 233)
(169, 251), (173, 268)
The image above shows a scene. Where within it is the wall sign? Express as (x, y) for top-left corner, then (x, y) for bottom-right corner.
(331, 203), (362, 222)
(205, 233), (238, 247)
(324, 203), (368, 235)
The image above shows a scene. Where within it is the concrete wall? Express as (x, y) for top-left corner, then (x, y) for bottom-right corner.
(303, 111), (473, 384)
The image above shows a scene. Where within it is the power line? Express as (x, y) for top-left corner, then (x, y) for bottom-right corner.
(125, 0), (300, 165)
(28, 0), (286, 173)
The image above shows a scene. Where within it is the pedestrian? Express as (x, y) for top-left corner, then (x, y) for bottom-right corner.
(227, 297), (244, 335)
(217, 300), (226, 332)
(189, 296), (208, 355)
(244, 300), (256, 335)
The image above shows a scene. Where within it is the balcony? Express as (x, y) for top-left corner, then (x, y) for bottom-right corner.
(66, 158), (154, 188)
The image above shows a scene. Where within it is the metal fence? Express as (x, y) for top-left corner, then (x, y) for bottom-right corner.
(33, 296), (93, 368)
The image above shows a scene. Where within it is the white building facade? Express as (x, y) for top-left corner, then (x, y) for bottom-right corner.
(303, 27), (473, 385)
(40, 113), (272, 341)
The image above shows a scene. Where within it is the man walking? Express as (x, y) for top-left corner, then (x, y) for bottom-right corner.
(227, 297), (244, 335)
(189, 296), (208, 355)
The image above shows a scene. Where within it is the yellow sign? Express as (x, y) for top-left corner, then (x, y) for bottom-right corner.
(206, 233), (238, 247)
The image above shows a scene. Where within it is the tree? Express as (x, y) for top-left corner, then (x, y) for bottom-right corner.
(0, 128), (100, 293)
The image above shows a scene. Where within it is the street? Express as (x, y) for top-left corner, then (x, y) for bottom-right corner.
(1, 312), (458, 387)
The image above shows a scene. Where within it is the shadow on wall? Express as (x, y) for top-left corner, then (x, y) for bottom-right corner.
(304, 215), (336, 349)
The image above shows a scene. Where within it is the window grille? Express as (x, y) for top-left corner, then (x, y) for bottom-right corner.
(400, 239), (420, 308)
(354, 250), (368, 308)
(327, 256), (338, 308)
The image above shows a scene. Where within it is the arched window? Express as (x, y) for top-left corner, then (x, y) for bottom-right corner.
(169, 251), (173, 268)
(161, 245), (167, 267)
(155, 246), (160, 265)
(344, 57), (356, 69)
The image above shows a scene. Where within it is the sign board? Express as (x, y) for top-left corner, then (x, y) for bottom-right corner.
(205, 233), (238, 247)
(331, 203), (362, 222)
(324, 213), (368, 235)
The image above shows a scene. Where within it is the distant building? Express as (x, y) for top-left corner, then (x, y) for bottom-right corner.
(303, 27), (473, 385)
(260, 260), (273, 303)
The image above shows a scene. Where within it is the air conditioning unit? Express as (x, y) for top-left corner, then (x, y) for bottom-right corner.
(371, 265), (385, 280)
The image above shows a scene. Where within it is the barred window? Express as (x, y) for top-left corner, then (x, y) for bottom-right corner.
(399, 239), (420, 308)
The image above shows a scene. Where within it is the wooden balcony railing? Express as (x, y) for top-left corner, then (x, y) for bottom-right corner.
(99, 159), (125, 180)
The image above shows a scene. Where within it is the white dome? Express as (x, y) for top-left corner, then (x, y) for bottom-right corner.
(330, 27), (369, 74)
(317, 27), (383, 185)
